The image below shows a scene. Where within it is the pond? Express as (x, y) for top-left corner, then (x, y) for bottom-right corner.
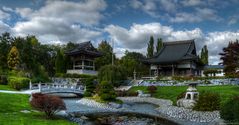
(63, 99), (178, 125)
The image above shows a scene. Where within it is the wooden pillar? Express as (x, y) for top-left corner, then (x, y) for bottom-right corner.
(190, 61), (192, 75)
(93, 61), (95, 70)
(172, 64), (174, 76)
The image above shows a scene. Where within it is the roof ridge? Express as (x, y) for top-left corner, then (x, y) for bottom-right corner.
(164, 39), (194, 45)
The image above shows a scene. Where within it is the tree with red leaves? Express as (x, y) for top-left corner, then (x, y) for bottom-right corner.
(30, 93), (66, 118)
(147, 85), (157, 96)
(219, 40), (239, 77)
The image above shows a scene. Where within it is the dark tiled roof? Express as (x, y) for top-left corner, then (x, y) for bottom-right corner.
(204, 65), (224, 69)
(144, 39), (198, 64)
(65, 41), (102, 57)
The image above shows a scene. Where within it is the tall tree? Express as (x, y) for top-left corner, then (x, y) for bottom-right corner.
(95, 40), (115, 69)
(120, 51), (148, 77)
(156, 38), (163, 54)
(55, 49), (66, 74)
(0, 32), (12, 70)
(7, 46), (20, 70)
(147, 36), (154, 58)
(219, 40), (239, 77)
(200, 45), (209, 65)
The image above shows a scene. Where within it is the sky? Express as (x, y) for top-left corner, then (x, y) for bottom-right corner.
(0, 0), (239, 65)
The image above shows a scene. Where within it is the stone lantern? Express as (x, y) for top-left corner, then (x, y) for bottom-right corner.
(177, 82), (199, 108)
(185, 82), (199, 100)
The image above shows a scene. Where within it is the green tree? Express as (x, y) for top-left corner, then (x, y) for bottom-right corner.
(84, 78), (96, 97)
(200, 45), (208, 65)
(120, 50), (148, 77)
(98, 65), (127, 87)
(156, 38), (163, 53)
(98, 81), (116, 101)
(95, 40), (115, 69)
(7, 46), (20, 70)
(55, 49), (66, 74)
(147, 36), (154, 58)
(0, 32), (12, 70)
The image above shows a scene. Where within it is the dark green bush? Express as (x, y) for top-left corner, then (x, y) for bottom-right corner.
(220, 96), (239, 122)
(98, 65), (127, 87)
(98, 81), (116, 101)
(193, 91), (220, 111)
(0, 75), (8, 85)
(83, 78), (96, 97)
(8, 76), (30, 90)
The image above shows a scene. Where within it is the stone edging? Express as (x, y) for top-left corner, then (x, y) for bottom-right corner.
(76, 97), (220, 123)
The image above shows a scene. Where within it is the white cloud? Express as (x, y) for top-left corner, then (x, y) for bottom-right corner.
(228, 18), (237, 25)
(0, 10), (10, 20)
(15, 8), (33, 18)
(170, 8), (221, 23)
(159, 0), (177, 12)
(181, 0), (205, 6)
(16, 0), (107, 26)
(2, 6), (14, 12)
(13, 17), (102, 44)
(0, 21), (11, 34)
(12, 0), (107, 44)
(130, 0), (177, 17)
(130, 0), (158, 17)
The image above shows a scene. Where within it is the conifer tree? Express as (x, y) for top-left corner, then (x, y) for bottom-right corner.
(200, 45), (208, 65)
(7, 46), (20, 69)
(156, 38), (163, 53)
(147, 36), (154, 58)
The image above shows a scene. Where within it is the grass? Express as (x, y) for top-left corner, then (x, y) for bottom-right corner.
(130, 85), (239, 105)
(0, 84), (16, 91)
(0, 93), (76, 125)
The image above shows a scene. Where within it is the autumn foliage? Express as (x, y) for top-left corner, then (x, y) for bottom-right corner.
(30, 93), (66, 118)
(147, 85), (157, 95)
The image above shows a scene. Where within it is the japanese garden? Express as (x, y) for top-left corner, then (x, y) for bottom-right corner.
(0, 0), (239, 125)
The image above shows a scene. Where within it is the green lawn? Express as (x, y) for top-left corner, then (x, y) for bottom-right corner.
(0, 85), (15, 91)
(130, 85), (239, 105)
(0, 93), (75, 125)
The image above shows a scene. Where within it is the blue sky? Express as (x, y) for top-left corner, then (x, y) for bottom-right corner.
(0, 0), (239, 64)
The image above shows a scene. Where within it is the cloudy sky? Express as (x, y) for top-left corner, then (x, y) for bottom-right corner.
(0, 0), (239, 64)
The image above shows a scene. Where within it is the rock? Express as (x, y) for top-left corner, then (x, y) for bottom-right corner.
(80, 115), (88, 120)
(20, 110), (31, 113)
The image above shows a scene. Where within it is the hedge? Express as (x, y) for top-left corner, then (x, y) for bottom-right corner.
(8, 76), (30, 90)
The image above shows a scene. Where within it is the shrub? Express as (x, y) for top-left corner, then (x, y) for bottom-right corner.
(98, 81), (116, 101)
(116, 90), (138, 97)
(83, 78), (96, 97)
(220, 96), (239, 122)
(147, 85), (157, 95)
(98, 65), (127, 87)
(0, 75), (8, 85)
(30, 93), (66, 119)
(193, 91), (220, 111)
(8, 76), (30, 90)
